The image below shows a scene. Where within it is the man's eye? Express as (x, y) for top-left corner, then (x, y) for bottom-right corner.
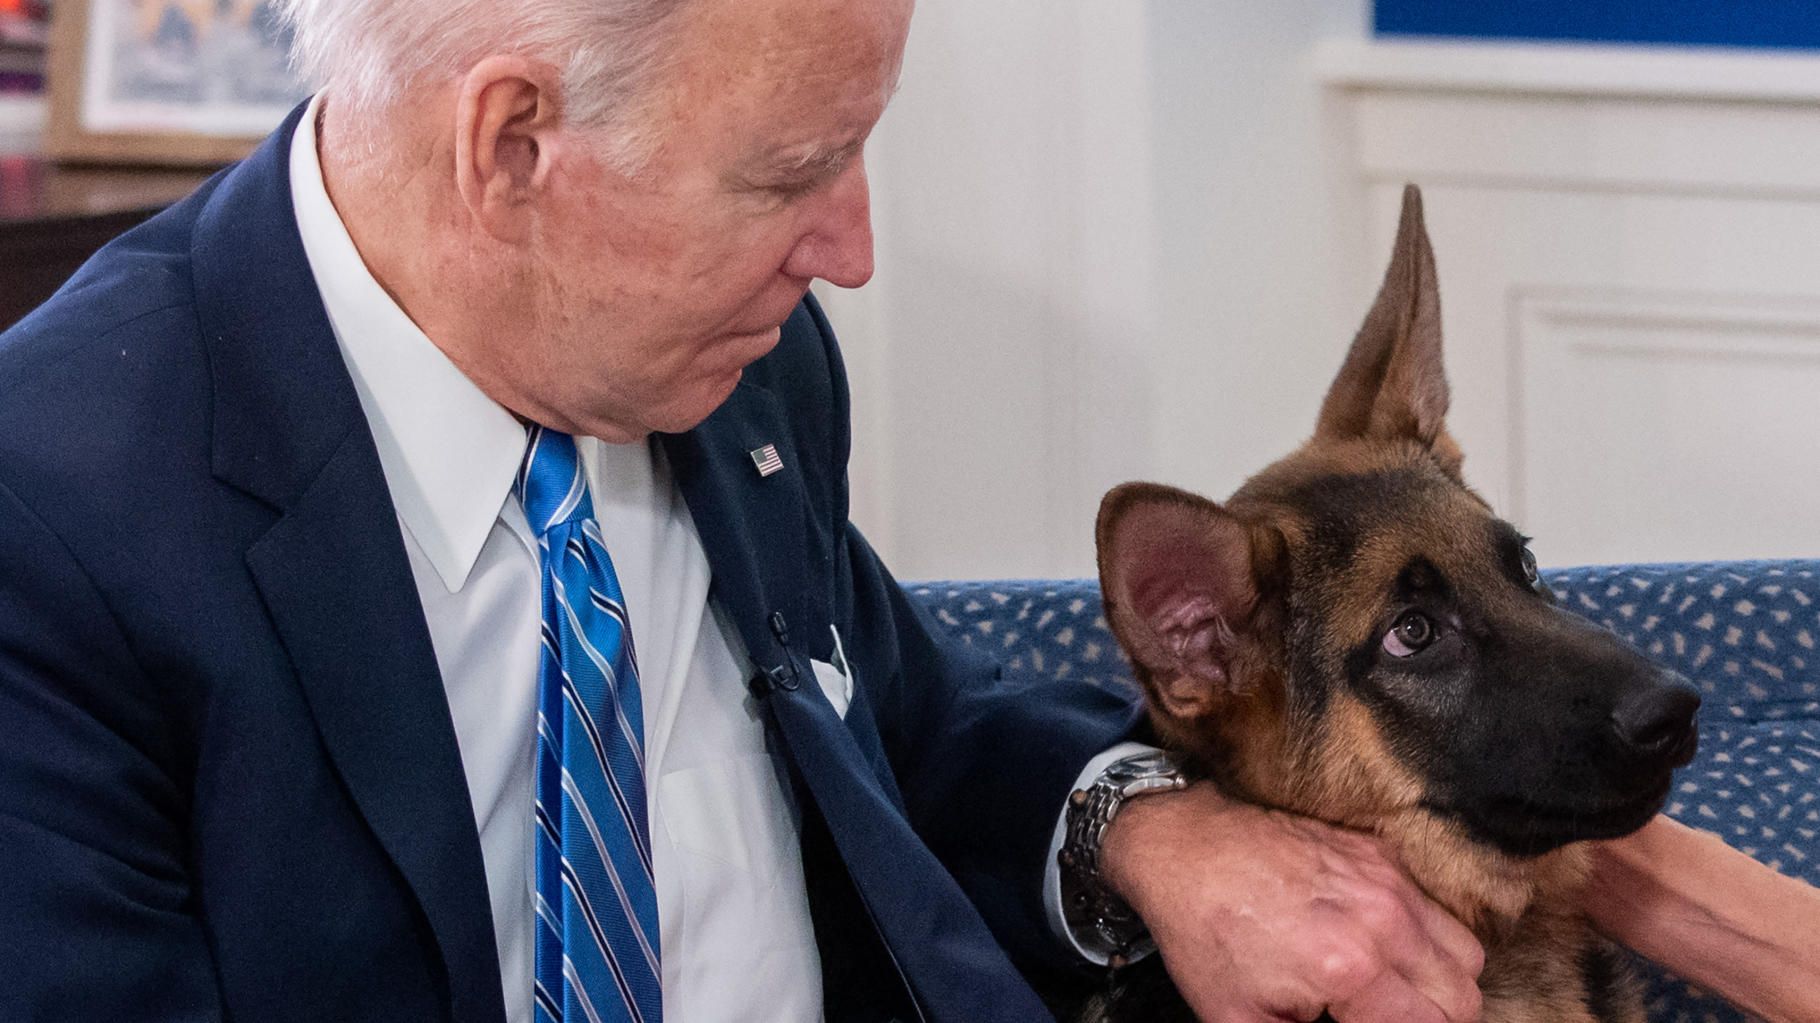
(767, 178), (822, 200)
(1382, 611), (1437, 658)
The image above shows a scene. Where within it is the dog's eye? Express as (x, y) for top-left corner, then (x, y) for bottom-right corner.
(1383, 611), (1437, 657)
(1520, 546), (1540, 587)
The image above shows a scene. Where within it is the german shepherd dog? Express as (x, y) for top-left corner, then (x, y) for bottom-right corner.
(1085, 186), (1701, 1023)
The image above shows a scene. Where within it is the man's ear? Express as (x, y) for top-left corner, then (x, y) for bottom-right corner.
(453, 56), (563, 244)
(1315, 184), (1458, 471)
(1096, 482), (1259, 719)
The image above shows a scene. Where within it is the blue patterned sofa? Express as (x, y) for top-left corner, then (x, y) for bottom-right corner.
(909, 561), (1820, 1023)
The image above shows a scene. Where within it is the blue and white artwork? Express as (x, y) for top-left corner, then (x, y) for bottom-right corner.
(81, 0), (305, 137)
(1375, 0), (1820, 52)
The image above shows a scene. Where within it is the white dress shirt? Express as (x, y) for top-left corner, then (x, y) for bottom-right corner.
(288, 95), (824, 1022)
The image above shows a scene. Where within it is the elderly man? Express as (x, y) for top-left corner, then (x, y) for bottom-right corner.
(5, 0), (1810, 1021)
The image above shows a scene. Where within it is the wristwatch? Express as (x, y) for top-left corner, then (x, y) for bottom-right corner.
(1059, 749), (1189, 966)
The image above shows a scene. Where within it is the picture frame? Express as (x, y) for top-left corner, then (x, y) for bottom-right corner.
(45, 0), (306, 166)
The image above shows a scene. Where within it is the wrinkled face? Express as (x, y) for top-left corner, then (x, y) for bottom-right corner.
(526, 0), (911, 439)
(1262, 457), (1702, 856)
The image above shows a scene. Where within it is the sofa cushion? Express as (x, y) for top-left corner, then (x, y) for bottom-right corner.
(909, 561), (1820, 1023)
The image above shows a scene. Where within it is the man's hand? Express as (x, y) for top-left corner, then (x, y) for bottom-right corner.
(1100, 781), (1484, 1023)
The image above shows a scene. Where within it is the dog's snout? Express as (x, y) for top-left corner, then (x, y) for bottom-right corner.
(1610, 679), (1701, 764)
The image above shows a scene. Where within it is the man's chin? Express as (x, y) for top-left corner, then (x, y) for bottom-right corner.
(726, 325), (784, 362)
(656, 328), (781, 429)
(643, 368), (747, 436)
(594, 329), (777, 439)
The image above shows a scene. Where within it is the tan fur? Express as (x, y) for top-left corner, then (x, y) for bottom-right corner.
(1132, 557), (1641, 1022)
(1292, 699), (1622, 1022)
(1095, 186), (1647, 1023)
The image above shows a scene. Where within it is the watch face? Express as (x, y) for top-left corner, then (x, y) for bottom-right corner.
(1106, 754), (1183, 795)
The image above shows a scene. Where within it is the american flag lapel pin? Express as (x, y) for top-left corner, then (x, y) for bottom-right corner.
(749, 443), (785, 478)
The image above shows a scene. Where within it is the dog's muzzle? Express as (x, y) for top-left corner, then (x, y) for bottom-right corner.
(1609, 673), (1702, 769)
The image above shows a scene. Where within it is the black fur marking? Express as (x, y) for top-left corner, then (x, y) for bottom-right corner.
(1337, 557), (1464, 772)
(1082, 958), (1195, 1023)
(1342, 632), (1379, 694)
(1581, 939), (1630, 1023)
(1279, 469), (1461, 739)
(1278, 468), (1438, 576)
(1284, 616), (1338, 725)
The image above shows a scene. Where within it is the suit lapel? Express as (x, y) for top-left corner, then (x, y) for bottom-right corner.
(660, 381), (818, 670)
(244, 435), (503, 1023)
(662, 382), (1054, 1022)
(197, 104), (505, 1023)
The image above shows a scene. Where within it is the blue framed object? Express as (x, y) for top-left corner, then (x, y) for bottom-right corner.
(1375, 1), (1820, 51)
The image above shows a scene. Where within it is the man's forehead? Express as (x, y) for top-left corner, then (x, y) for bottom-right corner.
(665, 0), (908, 153)
(736, 76), (902, 182)
(674, 0), (911, 77)
(753, 73), (901, 162)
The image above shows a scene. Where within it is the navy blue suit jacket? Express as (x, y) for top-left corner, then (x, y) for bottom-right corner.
(0, 105), (1138, 1021)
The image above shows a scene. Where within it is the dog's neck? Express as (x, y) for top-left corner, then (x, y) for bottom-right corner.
(1170, 695), (1594, 935)
(1381, 811), (1593, 934)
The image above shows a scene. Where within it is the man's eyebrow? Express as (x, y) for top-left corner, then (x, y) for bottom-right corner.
(759, 137), (865, 177)
(753, 75), (901, 178)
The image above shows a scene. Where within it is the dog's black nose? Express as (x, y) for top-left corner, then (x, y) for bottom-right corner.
(1610, 679), (1701, 765)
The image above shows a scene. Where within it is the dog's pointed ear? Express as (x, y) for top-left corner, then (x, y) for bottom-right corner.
(1097, 482), (1259, 718)
(1316, 184), (1457, 466)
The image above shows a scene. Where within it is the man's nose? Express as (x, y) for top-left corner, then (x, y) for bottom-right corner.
(784, 159), (875, 290)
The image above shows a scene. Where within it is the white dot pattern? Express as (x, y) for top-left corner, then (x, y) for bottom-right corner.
(910, 560), (1820, 1023)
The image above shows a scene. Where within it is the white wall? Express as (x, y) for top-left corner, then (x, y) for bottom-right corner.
(1319, 40), (1820, 566)
(819, 0), (1371, 582)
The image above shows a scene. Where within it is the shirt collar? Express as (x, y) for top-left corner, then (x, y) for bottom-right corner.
(289, 93), (527, 593)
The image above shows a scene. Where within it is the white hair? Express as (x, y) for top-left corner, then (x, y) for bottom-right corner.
(277, 0), (695, 163)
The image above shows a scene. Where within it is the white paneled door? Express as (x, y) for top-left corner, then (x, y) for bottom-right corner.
(1323, 40), (1820, 565)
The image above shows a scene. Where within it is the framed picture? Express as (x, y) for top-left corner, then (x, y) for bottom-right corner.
(45, 0), (307, 165)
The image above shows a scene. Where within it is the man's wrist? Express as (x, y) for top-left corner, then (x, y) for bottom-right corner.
(1100, 779), (1256, 926)
(1057, 748), (1188, 964)
(1097, 781), (1181, 909)
(1044, 742), (1159, 965)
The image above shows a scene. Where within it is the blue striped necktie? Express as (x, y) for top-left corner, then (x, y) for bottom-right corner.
(517, 426), (663, 1023)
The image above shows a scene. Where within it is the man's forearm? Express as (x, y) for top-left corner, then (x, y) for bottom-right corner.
(1586, 815), (1820, 1023)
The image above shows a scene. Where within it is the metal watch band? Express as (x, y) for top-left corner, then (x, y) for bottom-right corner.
(1058, 749), (1188, 965)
